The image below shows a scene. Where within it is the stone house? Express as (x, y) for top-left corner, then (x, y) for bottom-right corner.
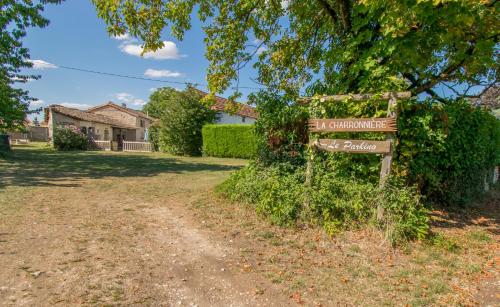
(45, 102), (154, 144)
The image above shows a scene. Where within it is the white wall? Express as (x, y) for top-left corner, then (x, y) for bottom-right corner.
(215, 112), (256, 124)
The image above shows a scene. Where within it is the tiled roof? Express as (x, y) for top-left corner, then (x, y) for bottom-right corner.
(88, 102), (154, 120)
(49, 105), (136, 129)
(194, 89), (259, 119)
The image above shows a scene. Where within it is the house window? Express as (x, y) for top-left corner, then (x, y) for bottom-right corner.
(80, 127), (87, 134)
(104, 128), (109, 141)
(140, 119), (145, 127)
(242, 116), (246, 123)
(215, 112), (222, 122)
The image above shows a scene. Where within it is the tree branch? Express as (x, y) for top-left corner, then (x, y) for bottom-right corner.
(403, 72), (447, 102)
(316, 0), (339, 24)
(413, 42), (476, 94)
(337, 0), (351, 31)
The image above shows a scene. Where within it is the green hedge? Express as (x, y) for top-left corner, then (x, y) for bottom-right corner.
(202, 124), (257, 159)
(396, 99), (500, 206)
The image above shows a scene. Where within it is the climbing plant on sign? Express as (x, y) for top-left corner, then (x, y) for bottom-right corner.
(301, 92), (412, 219)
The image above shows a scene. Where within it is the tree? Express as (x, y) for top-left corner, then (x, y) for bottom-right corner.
(144, 86), (216, 156)
(93, 0), (498, 100)
(0, 0), (62, 131)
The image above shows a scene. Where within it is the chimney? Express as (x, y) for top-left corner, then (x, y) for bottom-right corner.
(121, 103), (127, 108)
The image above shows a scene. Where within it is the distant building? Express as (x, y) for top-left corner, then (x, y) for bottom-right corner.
(194, 89), (259, 124)
(45, 102), (154, 143)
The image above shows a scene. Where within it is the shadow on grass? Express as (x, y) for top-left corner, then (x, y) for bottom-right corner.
(429, 189), (500, 235)
(0, 145), (242, 188)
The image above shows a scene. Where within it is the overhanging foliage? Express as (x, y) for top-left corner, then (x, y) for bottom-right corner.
(93, 0), (498, 100)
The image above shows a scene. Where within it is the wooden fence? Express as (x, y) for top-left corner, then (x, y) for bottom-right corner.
(88, 140), (112, 151)
(123, 141), (153, 152)
(8, 133), (29, 144)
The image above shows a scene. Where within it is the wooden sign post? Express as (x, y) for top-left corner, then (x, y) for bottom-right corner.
(301, 91), (410, 184)
(300, 92), (411, 219)
(379, 94), (397, 187)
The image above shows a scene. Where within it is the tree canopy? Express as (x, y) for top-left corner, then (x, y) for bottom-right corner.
(0, 0), (62, 131)
(93, 0), (498, 100)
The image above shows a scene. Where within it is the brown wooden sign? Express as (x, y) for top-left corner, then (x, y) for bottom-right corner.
(314, 139), (391, 154)
(308, 118), (396, 132)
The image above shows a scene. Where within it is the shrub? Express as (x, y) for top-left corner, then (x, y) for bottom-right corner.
(143, 86), (216, 156)
(218, 162), (304, 225)
(202, 124), (257, 159)
(218, 163), (429, 244)
(53, 126), (88, 151)
(396, 99), (500, 206)
(373, 181), (430, 245)
(251, 91), (309, 166)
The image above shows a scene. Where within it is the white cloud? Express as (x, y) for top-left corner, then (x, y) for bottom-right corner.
(28, 59), (57, 70)
(112, 33), (131, 41)
(31, 99), (45, 106)
(59, 102), (93, 109)
(149, 87), (158, 92)
(119, 41), (183, 60)
(256, 46), (267, 55)
(11, 76), (35, 82)
(144, 68), (184, 78)
(114, 92), (146, 106)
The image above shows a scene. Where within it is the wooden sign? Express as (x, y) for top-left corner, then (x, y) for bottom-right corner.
(308, 118), (396, 132)
(314, 139), (391, 154)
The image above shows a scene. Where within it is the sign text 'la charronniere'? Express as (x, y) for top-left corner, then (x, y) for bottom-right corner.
(308, 118), (396, 132)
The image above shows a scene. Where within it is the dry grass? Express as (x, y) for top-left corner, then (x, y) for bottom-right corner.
(1, 143), (498, 306)
(190, 185), (499, 306)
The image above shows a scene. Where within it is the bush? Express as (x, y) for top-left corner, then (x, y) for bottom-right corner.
(251, 91), (309, 166)
(218, 162), (304, 225)
(396, 99), (500, 206)
(202, 124), (257, 159)
(218, 163), (429, 244)
(53, 126), (88, 151)
(373, 181), (430, 245)
(143, 86), (216, 156)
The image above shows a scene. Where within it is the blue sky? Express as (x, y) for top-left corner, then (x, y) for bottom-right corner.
(19, 1), (261, 120)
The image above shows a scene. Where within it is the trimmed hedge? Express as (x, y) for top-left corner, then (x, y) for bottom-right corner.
(202, 124), (257, 159)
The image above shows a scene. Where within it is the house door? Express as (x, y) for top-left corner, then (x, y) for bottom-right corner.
(117, 133), (123, 150)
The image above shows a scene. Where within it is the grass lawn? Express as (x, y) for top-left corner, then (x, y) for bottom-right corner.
(0, 143), (498, 306)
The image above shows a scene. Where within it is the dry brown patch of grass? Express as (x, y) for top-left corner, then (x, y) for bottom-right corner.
(189, 189), (499, 306)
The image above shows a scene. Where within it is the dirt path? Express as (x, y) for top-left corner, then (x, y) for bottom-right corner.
(0, 147), (292, 306)
(2, 145), (498, 306)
